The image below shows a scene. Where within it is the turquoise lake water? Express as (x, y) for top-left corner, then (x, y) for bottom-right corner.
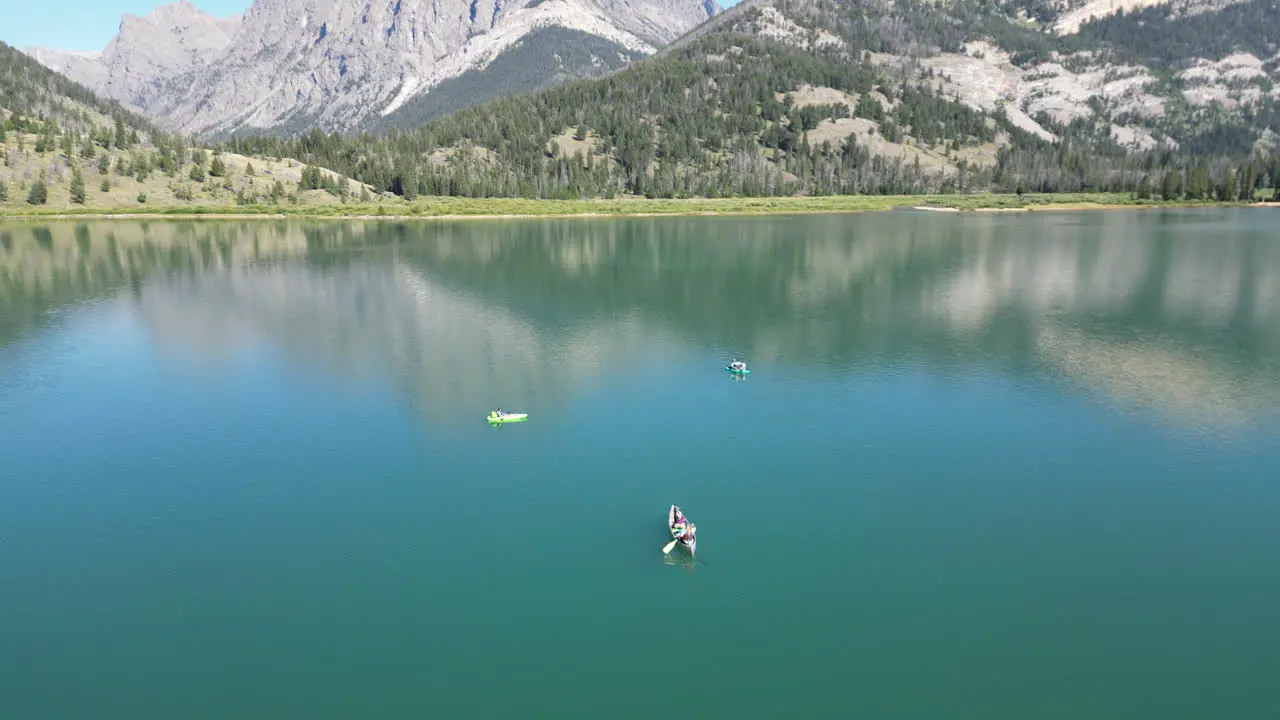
(2, 210), (1279, 718)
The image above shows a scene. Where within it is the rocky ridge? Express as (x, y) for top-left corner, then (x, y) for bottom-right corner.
(24, 0), (719, 137)
(749, 0), (1280, 155)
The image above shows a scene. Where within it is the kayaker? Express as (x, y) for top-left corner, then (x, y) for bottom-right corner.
(496, 408), (504, 417)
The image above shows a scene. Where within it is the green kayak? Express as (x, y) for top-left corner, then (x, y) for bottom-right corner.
(725, 366), (750, 374)
(487, 412), (528, 423)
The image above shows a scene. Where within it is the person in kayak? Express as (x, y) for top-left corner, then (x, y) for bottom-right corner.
(494, 408), (504, 417)
(673, 508), (689, 536)
(730, 359), (747, 370)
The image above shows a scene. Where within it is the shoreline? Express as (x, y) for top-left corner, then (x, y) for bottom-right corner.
(0, 194), (1272, 222)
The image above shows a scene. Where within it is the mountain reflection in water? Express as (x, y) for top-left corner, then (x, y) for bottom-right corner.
(1, 208), (1277, 431)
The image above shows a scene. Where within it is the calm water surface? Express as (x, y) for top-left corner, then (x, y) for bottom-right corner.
(2, 210), (1279, 718)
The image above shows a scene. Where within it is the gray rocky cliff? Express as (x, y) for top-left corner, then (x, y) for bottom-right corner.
(24, 0), (719, 136)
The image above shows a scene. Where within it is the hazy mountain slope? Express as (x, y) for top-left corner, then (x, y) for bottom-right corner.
(20, 48), (109, 90)
(24, 0), (719, 138)
(22, 1), (240, 116)
(1, 41), (376, 211)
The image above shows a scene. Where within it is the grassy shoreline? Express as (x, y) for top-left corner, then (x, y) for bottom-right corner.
(1, 193), (1274, 221)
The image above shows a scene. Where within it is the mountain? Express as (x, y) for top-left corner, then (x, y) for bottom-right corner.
(226, 0), (1280, 198)
(23, 2), (240, 119)
(24, 0), (720, 138)
(21, 48), (109, 90)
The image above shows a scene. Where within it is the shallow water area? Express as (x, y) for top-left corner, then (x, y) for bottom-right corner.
(2, 209), (1279, 718)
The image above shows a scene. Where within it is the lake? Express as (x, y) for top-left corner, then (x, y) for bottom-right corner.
(2, 209), (1279, 718)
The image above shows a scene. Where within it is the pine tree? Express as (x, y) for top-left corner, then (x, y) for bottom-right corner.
(1241, 163), (1257, 201)
(0, 180), (8, 202)
(97, 152), (110, 174)
(209, 156), (227, 177)
(1161, 169), (1179, 200)
(27, 174), (48, 205)
(69, 167), (86, 204)
(1134, 174), (1151, 200)
(100, 179), (111, 192)
(114, 117), (129, 150)
(1218, 168), (1236, 202)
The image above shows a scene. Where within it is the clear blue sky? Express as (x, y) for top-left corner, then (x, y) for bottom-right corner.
(2, 0), (740, 52)
(2, 1), (248, 51)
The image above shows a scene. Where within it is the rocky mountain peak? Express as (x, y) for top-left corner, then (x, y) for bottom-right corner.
(25, 0), (719, 137)
(96, 2), (241, 116)
(106, 1), (241, 60)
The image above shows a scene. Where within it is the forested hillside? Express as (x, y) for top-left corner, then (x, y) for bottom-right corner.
(1, 41), (373, 210)
(224, 0), (1280, 200)
(1, 41), (158, 140)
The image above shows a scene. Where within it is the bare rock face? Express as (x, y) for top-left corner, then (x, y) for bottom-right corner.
(24, 0), (719, 137)
(99, 1), (241, 111)
(24, 2), (239, 115)
(19, 48), (109, 90)
(592, 0), (724, 45)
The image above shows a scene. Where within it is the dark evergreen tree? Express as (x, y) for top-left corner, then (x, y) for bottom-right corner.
(27, 174), (48, 205)
(69, 167), (86, 204)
